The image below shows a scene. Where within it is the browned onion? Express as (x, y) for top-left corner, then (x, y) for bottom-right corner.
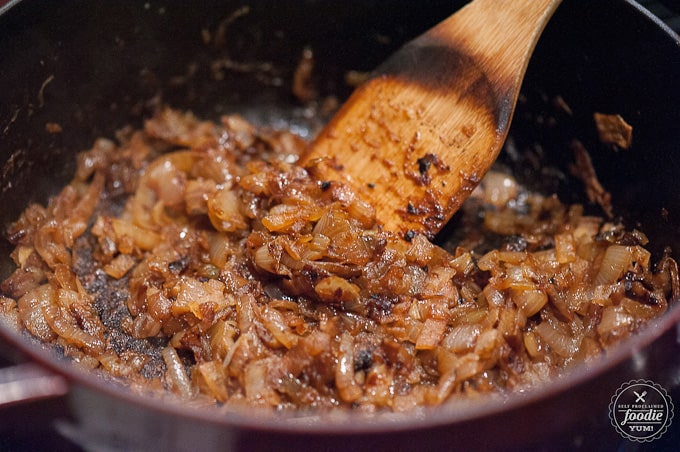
(161, 346), (193, 398)
(594, 245), (632, 286)
(336, 332), (363, 402)
(17, 284), (57, 341)
(42, 300), (105, 354)
(1, 107), (675, 415)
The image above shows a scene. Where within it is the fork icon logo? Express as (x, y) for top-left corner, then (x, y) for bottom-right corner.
(610, 380), (674, 443)
(634, 390), (647, 403)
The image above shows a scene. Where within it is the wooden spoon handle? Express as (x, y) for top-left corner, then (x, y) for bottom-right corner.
(302, 0), (561, 239)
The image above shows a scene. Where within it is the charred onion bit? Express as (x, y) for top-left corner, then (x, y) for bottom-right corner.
(413, 153), (449, 186)
(1, 108), (676, 413)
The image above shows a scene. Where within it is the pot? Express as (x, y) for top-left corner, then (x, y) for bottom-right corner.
(0, 0), (679, 450)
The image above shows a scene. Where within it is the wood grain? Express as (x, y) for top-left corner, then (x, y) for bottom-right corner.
(302, 0), (562, 239)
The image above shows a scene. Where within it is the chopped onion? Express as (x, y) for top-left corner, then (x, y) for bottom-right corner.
(130, 312), (162, 338)
(300, 233), (330, 261)
(597, 305), (634, 342)
(346, 198), (375, 228)
(261, 306), (298, 349)
(110, 218), (162, 251)
(523, 331), (542, 358)
(335, 332), (362, 402)
(594, 245), (632, 285)
(415, 318), (447, 350)
(34, 222), (71, 269)
(2, 106), (675, 413)
(442, 324), (481, 352)
(554, 233), (576, 264)
(161, 346), (193, 398)
(512, 289), (548, 317)
(534, 321), (576, 358)
(207, 232), (231, 268)
(103, 253), (136, 279)
(208, 188), (248, 233)
(482, 171), (518, 207)
(207, 320), (237, 361)
(474, 329), (500, 359)
(145, 158), (187, 207)
(314, 276), (361, 304)
(243, 359), (277, 405)
(42, 301), (105, 354)
(195, 361), (229, 402)
(17, 284), (57, 341)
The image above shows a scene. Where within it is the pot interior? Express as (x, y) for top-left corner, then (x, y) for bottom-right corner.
(0, 0), (679, 435)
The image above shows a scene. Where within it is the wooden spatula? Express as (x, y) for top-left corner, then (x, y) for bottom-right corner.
(301, 0), (562, 239)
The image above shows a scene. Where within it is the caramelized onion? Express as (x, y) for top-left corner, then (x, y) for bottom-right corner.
(534, 321), (576, 358)
(442, 324), (481, 352)
(594, 245), (632, 285)
(512, 289), (548, 318)
(415, 318), (447, 350)
(110, 218), (162, 251)
(208, 188), (248, 233)
(162, 346), (193, 398)
(336, 332), (362, 402)
(1, 107), (675, 414)
(597, 305), (635, 343)
(195, 361), (229, 402)
(314, 276), (361, 304)
(17, 284), (57, 341)
(42, 301), (105, 354)
(261, 306), (298, 349)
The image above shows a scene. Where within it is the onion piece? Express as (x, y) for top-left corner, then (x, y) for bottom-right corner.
(300, 233), (330, 261)
(261, 306), (298, 349)
(594, 245), (632, 285)
(554, 233), (576, 264)
(207, 232), (231, 268)
(597, 305), (635, 343)
(534, 321), (577, 358)
(63, 171), (105, 247)
(243, 359), (278, 405)
(161, 346), (193, 399)
(207, 320), (237, 361)
(442, 324), (481, 352)
(103, 253), (136, 279)
(335, 332), (362, 402)
(252, 245), (279, 275)
(0, 296), (20, 331)
(415, 319), (447, 350)
(42, 301), (105, 354)
(185, 178), (217, 216)
(314, 276), (361, 304)
(262, 203), (319, 233)
(130, 312), (162, 338)
(1, 267), (45, 299)
(195, 361), (229, 402)
(346, 198), (375, 228)
(110, 218), (162, 251)
(208, 188), (248, 233)
(17, 284), (57, 341)
(512, 289), (548, 318)
(482, 171), (518, 207)
(171, 277), (227, 319)
(474, 329), (500, 359)
(145, 158), (187, 207)
(34, 222), (71, 269)
(523, 331), (542, 358)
